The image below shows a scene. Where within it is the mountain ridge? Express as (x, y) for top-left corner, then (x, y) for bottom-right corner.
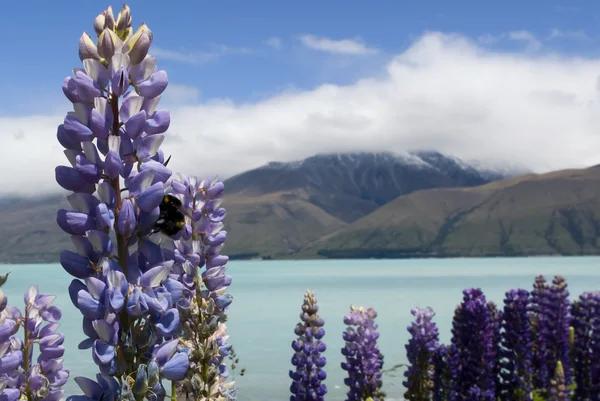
(3, 150), (588, 264)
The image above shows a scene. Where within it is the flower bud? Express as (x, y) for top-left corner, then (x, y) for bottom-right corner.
(133, 364), (149, 396)
(78, 32), (100, 61)
(98, 28), (123, 60)
(115, 4), (132, 39)
(124, 23), (153, 65)
(94, 6), (115, 37)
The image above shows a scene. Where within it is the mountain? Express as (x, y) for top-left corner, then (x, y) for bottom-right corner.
(0, 151), (519, 263)
(221, 151), (514, 257)
(304, 166), (600, 259)
(225, 151), (514, 223)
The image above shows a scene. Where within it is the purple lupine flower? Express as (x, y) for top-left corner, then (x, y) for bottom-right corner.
(57, 4), (197, 397)
(449, 288), (496, 401)
(66, 374), (121, 401)
(160, 174), (236, 399)
(289, 290), (327, 401)
(530, 274), (551, 390)
(548, 361), (568, 401)
(431, 345), (450, 401)
(341, 306), (385, 401)
(546, 276), (572, 387)
(403, 307), (439, 401)
(572, 291), (600, 401)
(498, 289), (532, 401)
(0, 285), (69, 400)
(590, 292), (600, 401)
(487, 301), (502, 396)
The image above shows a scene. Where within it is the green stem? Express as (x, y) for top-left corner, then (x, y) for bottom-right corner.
(23, 307), (33, 401)
(109, 92), (135, 376)
(170, 380), (178, 401)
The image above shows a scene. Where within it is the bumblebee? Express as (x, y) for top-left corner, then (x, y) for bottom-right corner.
(152, 194), (186, 236)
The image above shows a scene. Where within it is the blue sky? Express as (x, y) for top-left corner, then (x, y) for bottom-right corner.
(4, 1), (600, 195)
(2, 0), (600, 113)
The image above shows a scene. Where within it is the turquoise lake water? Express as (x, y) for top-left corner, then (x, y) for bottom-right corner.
(1, 257), (600, 400)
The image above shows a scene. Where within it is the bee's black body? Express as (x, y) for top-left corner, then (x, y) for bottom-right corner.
(152, 194), (186, 236)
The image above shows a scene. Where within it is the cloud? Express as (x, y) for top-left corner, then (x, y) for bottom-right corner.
(477, 30), (542, 51)
(5, 32), (600, 196)
(299, 35), (378, 55)
(507, 30), (542, 51)
(548, 28), (591, 41)
(265, 37), (282, 49)
(152, 44), (255, 65)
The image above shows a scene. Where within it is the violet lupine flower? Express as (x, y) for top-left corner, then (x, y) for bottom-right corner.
(572, 291), (600, 401)
(0, 285), (69, 401)
(449, 288), (496, 401)
(498, 289), (532, 401)
(159, 174), (237, 399)
(57, 4), (192, 396)
(341, 305), (385, 401)
(530, 274), (551, 390)
(403, 307), (439, 401)
(289, 290), (327, 401)
(546, 276), (572, 387)
(548, 361), (568, 401)
(431, 345), (450, 401)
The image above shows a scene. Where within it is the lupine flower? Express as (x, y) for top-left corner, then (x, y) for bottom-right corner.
(160, 174), (237, 400)
(57, 4), (200, 397)
(341, 305), (385, 401)
(449, 288), (496, 401)
(0, 284), (69, 401)
(548, 361), (568, 401)
(530, 274), (551, 390)
(289, 290), (327, 401)
(403, 307), (439, 401)
(546, 276), (572, 387)
(498, 289), (532, 401)
(431, 345), (450, 401)
(572, 291), (600, 401)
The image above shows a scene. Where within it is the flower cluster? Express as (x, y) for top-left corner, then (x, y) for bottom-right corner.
(497, 289), (533, 401)
(0, 281), (68, 401)
(448, 288), (498, 401)
(402, 276), (600, 401)
(289, 290), (327, 401)
(53, 4), (236, 400)
(162, 174), (236, 401)
(571, 291), (600, 401)
(403, 307), (439, 401)
(341, 306), (384, 401)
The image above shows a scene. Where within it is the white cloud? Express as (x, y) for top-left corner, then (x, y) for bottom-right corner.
(299, 35), (378, 55)
(548, 28), (591, 41)
(507, 30), (542, 51)
(265, 37), (282, 49)
(477, 30), (542, 51)
(5, 32), (600, 196)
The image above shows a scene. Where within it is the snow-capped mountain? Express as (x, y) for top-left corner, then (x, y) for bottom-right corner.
(224, 151), (526, 222)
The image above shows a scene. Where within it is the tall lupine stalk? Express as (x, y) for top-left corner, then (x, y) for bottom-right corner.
(341, 306), (384, 401)
(403, 307), (439, 401)
(546, 276), (572, 389)
(498, 289), (532, 401)
(449, 288), (497, 401)
(431, 345), (450, 401)
(548, 361), (568, 401)
(55, 5), (235, 400)
(161, 175), (236, 401)
(530, 275), (551, 391)
(289, 290), (327, 401)
(572, 291), (600, 400)
(0, 280), (69, 401)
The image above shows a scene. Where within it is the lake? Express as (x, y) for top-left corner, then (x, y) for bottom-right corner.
(1, 257), (600, 400)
